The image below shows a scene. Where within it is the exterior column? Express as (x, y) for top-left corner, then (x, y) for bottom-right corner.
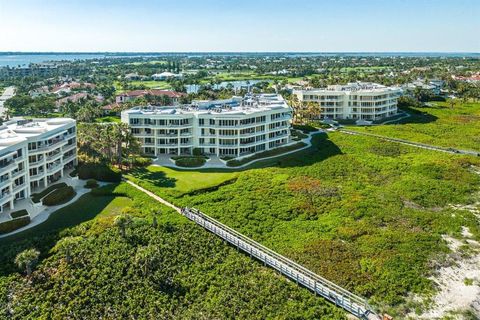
(10, 199), (14, 210)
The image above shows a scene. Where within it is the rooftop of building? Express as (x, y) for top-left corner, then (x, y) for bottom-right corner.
(297, 82), (402, 94)
(122, 93), (290, 117)
(0, 118), (75, 151)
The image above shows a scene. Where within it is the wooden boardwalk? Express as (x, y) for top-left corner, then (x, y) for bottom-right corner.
(181, 207), (380, 320)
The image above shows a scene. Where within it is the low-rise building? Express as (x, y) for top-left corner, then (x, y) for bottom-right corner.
(121, 94), (292, 158)
(293, 82), (401, 121)
(0, 118), (77, 214)
(151, 72), (183, 81)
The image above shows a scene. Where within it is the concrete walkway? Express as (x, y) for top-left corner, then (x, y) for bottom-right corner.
(125, 180), (181, 213)
(0, 178), (108, 239)
(152, 131), (321, 170)
(376, 111), (411, 125)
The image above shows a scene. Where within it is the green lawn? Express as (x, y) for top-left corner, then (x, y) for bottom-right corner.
(126, 165), (239, 198)
(94, 116), (121, 123)
(113, 80), (172, 93)
(348, 101), (480, 151)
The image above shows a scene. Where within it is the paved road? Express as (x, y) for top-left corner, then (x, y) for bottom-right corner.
(339, 129), (480, 156)
(0, 86), (16, 118)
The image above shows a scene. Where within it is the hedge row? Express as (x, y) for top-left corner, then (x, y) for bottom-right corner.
(31, 183), (68, 203)
(0, 216), (30, 234)
(292, 124), (318, 133)
(10, 209), (29, 219)
(42, 186), (76, 206)
(174, 157), (206, 168)
(85, 179), (99, 189)
(78, 164), (122, 182)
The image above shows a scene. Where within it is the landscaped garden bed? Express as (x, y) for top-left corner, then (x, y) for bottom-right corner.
(10, 209), (29, 219)
(172, 156), (208, 168)
(42, 186), (76, 206)
(31, 183), (68, 203)
(0, 216), (30, 234)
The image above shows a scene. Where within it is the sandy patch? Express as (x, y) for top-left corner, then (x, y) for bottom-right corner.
(411, 229), (480, 319)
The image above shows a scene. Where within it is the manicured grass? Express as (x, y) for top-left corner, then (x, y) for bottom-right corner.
(348, 101), (480, 151)
(94, 116), (121, 123)
(126, 165), (238, 198)
(96, 196), (133, 218)
(113, 80), (172, 93)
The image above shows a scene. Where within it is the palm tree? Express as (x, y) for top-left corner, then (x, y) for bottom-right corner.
(287, 94), (300, 124)
(135, 245), (158, 276)
(15, 248), (40, 276)
(114, 214), (132, 238)
(55, 236), (83, 264)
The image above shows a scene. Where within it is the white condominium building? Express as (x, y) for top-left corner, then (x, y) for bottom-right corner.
(0, 118), (77, 213)
(121, 94), (292, 158)
(294, 82), (402, 121)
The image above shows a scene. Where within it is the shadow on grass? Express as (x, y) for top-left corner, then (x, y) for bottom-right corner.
(175, 133), (343, 172)
(394, 106), (439, 125)
(128, 167), (177, 189)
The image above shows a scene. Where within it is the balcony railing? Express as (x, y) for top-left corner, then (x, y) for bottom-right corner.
(47, 162), (62, 173)
(29, 171), (46, 180)
(11, 170), (26, 179)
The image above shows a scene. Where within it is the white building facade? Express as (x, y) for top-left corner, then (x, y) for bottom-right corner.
(0, 118), (77, 213)
(294, 82), (402, 121)
(121, 94), (292, 158)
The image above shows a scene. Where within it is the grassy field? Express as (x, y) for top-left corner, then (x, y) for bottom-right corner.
(126, 165), (239, 198)
(113, 80), (172, 93)
(94, 116), (121, 123)
(349, 101), (480, 151)
(128, 132), (480, 316)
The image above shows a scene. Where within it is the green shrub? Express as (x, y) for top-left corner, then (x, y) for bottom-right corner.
(0, 216), (30, 234)
(174, 157), (206, 168)
(31, 183), (68, 203)
(192, 148), (203, 156)
(132, 157), (152, 167)
(78, 163), (122, 182)
(42, 186), (76, 206)
(69, 169), (78, 177)
(10, 209), (29, 219)
(85, 179), (99, 189)
(292, 124), (318, 133)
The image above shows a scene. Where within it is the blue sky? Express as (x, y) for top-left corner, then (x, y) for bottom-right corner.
(0, 0), (479, 52)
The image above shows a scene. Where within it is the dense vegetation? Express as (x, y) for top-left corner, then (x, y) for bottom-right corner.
(128, 132), (480, 316)
(0, 183), (345, 319)
(350, 101), (480, 151)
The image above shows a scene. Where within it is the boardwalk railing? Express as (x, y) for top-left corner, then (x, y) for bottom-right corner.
(181, 207), (380, 320)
